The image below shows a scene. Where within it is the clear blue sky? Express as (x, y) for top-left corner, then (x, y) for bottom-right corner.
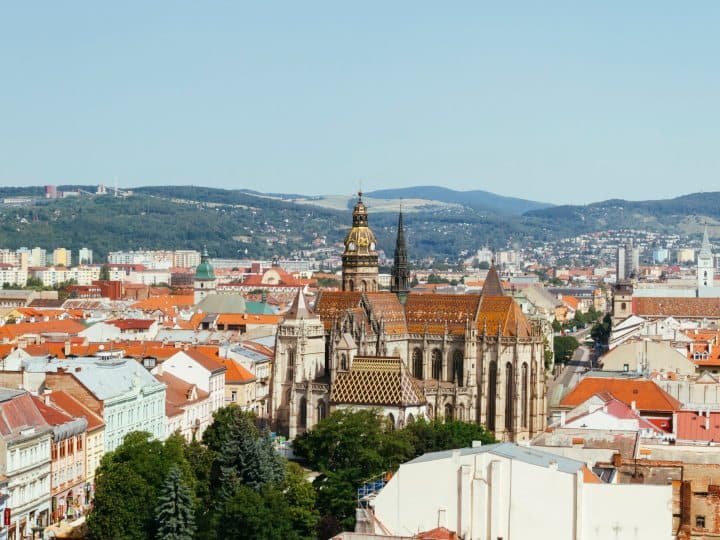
(1, 2), (718, 204)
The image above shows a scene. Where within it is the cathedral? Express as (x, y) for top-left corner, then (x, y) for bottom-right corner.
(270, 193), (547, 442)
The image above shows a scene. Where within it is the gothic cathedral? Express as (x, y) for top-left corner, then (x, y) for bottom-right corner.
(270, 193), (547, 442)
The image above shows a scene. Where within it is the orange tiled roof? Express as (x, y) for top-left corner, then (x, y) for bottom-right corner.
(563, 296), (580, 310)
(220, 358), (255, 383)
(364, 293), (406, 335)
(47, 390), (104, 431)
(477, 296), (532, 337)
(216, 313), (281, 326)
(634, 297), (720, 318)
(0, 319), (86, 341)
(132, 295), (195, 311)
(559, 378), (681, 412)
(314, 291), (363, 330)
(180, 349), (226, 374)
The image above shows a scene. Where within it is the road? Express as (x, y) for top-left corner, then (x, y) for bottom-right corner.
(546, 344), (592, 412)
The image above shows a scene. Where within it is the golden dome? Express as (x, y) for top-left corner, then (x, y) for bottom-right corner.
(344, 192), (377, 255)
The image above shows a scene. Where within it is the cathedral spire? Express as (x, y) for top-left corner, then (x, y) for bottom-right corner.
(481, 263), (505, 297)
(391, 207), (410, 301)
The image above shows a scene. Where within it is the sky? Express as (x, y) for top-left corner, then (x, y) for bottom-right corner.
(1, 2), (719, 205)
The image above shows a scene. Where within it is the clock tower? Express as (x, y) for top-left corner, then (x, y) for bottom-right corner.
(341, 192), (379, 292)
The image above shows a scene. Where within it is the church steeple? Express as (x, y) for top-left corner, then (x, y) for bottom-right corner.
(698, 224), (714, 291)
(391, 208), (410, 301)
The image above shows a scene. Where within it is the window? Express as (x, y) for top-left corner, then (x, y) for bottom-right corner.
(453, 350), (464, 385)
(431, 349), (442, 380)
(412, 349), (423, 379)
(696, 515), (706, 528)
(231, 390), (237, 402)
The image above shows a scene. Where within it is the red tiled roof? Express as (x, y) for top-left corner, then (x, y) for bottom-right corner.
(0, 392), (50, 436)
(107, 319), (155, 330)
(405, 294), (480, 336)
(314, 291), (363, 330)
(156, 371), (209, 408)
(32, 395), (75, 427)
(46, 390), (104, 431)
(560, 378), (681, 413)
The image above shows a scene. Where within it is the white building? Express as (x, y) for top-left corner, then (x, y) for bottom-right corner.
(153, 349), (226, 423)
(0, 389), (53, 538)
(364, 442), (673, 540)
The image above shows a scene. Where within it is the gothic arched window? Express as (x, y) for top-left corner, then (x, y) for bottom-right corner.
(340, 353), (348, 371)
(298, 397), (307, 429)
(453, 350), (464, 386)
(487, 361), (497, 431)
(521, 362), (529, 428)
(317, 400), (327, 422)
(444, 403), (453, 422)
(412, 348), (423, 379)
(286, 349), (295, 381)
(431, 349), (442, 380)
(505, 363), (514, 432)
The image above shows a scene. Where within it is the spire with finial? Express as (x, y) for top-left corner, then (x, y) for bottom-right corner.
(284, 288), (314, 320)
(481, 262), (505, 297)
(391, 204), (410, 301)
(700, 223), (712, 258)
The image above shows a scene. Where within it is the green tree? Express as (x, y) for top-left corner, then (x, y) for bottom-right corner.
(154, 465), (195, 540)
(402, 418), (495, 457)
(551, 319), (562, 333)
(87, 432), (194, 540)
(554, 335), (580, 364)
(206, 406), (285, 499)
(283, 462), (320, 539)
(212, 484), (294, 540)
(99, 264), (110, 281)
(591, 313), (612, 347)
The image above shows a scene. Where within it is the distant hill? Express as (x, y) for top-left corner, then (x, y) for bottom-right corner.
(0, 185), (718, 263)
(366, 186), (554, 215)
(523, 192), (720, 236)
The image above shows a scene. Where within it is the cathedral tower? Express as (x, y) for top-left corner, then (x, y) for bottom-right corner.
(342, 192), (379, 292)
(698, 224), (714, 292)
(390, 208), (410, 301)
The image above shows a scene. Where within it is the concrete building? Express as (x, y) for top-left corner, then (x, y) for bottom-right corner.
(77, 248), (93, 265)
(51, 248), (71, 268)
(362, 442), (673, 540)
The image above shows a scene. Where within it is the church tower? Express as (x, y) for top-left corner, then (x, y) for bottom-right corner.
(390, 209), (410, 302)
(193, 247), (216, 304)
(342, 192), (379, 292)
(270, 289), (327, 438)
(698, 225), (714, 292)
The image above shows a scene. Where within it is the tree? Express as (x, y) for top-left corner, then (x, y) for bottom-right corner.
(87, 432), (194, 540)
(554, 335), (580, 364)
(283, 462), (320, 539)
(206, 406), (285, 500)
(212, 484), (294, 540)
(552, 319), (562, 333)
(402, 418), (495, 457)
(591, 313), (612, 347)
(155, 465), (195, 540)
(99, 264), (110, 281)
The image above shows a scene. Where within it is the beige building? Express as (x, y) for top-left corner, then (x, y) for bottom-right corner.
(52, 248), (72, 267)
(601, 340), (697, 376)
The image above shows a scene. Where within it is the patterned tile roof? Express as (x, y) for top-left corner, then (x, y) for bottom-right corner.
(314, 291), (363, 330)
(477, 296), (532, 337)
(633, 297), (720, 318)
(330, 356), (426, 407)
(405, 294), (480, 335)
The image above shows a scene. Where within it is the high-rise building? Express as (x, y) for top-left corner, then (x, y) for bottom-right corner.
(52, 248), (72, 267)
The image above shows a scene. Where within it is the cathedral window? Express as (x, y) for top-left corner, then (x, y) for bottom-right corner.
(505, 363), (514, 432)
(412, 348), (423, 379)
(431, 349), (442, 380)
(340, 353), (348, 371)
(298, 397), (307, 429)
(521, 363), (529, 428)
(453, 350), (464, 386)
(316, 401), (327, 422)
(286, 349), (295, 380)
(444, 404), (453, 422)
(487, 361), (497, 431)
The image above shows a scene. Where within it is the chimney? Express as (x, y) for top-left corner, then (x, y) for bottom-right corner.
(64, 340), (71, 357)
(631, 400), (637, 411)
(437, 508), (447, 528)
